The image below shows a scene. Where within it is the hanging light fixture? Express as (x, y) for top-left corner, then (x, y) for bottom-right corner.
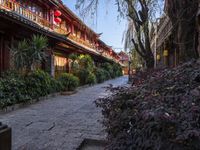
(109, 49), (113, 55)
(54, 17), (62, 23)
(54, 10), (62, 17)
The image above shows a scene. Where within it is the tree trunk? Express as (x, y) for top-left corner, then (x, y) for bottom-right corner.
(145, 51), (155, 68)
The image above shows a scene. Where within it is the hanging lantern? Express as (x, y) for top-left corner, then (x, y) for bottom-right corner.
(163, 50), (168, 57)
(54, 17), (62, 23)
(156, 54), (161, 60)
(54, 10), (62, 17)
(109, 50), (113, 55)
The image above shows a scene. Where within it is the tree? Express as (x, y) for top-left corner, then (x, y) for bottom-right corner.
(165, 0), (199, 62)
(11, 35), (48, 73)
(130, 48), (144, 69)
(76, 0), (163, 68)
(68, 53), (79, 73)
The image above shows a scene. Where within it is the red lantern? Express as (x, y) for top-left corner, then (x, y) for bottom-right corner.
(54, 17), (62, 23)
(54, 10), (62, 17)
(109, 50), (113, 55)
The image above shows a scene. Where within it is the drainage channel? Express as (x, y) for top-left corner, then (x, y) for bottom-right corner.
(77, 139), (107, 150)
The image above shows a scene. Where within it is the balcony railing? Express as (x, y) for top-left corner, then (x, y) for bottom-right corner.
(0, 0), (53, 29)
(0, 0), (117, 61)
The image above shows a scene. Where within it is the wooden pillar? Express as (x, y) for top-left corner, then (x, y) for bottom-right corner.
(4, 40), (10, 71)
(66, 58), (70, 73)
(50, 53), (55, 77)
(71, 23), (74, 35)
(50, 9), (54, 29)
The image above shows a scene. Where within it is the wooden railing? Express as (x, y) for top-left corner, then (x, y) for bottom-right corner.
(0, 0), (53, 29)
(68, 34), (96, 50)
(0, 0), (118, 61)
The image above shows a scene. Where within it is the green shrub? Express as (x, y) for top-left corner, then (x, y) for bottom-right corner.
(95, 68), (106, 83)
(78, 54), (95, 70)
(58, 73), (79, 91)
(102, 62), (115, 78)
(25, 70), (57, 98)
(86, 72), (97, 85)
(103, 70), (111, 80)
(75, 68), (89, 85)
(95, 67), (112, 83)
(112, 63), (123, 77)
(0, 73), (31, 108)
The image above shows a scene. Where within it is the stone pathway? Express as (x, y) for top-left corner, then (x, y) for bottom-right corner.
(0, 76), (128, 150)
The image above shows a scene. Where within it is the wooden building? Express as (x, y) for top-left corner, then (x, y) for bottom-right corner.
(118, 51), (129, 75)
(0, 0), (120, 76)
(151, 1), (200, 68)
(151, 15), (176, 68)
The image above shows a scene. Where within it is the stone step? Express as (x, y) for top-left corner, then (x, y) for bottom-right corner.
(77, 139), (107, 150)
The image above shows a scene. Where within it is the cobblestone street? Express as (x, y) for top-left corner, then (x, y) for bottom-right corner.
(0, 76), (128, 150)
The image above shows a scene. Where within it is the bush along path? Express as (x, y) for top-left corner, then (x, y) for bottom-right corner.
(0, 54), (122, 109)
(96, 59), (200, 150)
(0, 76), (128, 150)
(1, 35), (123, 110)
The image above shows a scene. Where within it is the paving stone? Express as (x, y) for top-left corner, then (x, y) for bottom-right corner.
(0, 76), (128, 150)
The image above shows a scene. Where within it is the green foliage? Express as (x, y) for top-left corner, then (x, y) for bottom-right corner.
(68, 54), (122, 85)
(0, 70), (62, 108)
(11, 40), (29, 72)
(58, 73), (79, 91)
(112, 63), (123, 77)
(86, 72), (97, 85)
(74, 54), (97, 85)
(69, 53), (79, 61)
(69, 53), (79, 74)
(25, 70), (62, 98)
(101, 62), (115, 78)
(0, 73), (31, 108)
(95, 67), (111, 83)
(95, 68), (106, 83)
(78, 54), (95, 70)
(28, 35), (48, 69)
(101, 62), (123, 78)
(11, 35), (48, 73)
(76, 68), (90, 85)
(0, 51), (122, 109)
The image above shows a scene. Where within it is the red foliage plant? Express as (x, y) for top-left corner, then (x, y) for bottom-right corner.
(96, 60), (200, 150)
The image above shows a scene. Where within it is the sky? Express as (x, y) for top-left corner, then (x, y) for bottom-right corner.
(63, 0), (127, 52)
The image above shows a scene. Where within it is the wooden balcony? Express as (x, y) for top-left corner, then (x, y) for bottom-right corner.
(0, 0), (117, 62)
(0, 0), (53, 29)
